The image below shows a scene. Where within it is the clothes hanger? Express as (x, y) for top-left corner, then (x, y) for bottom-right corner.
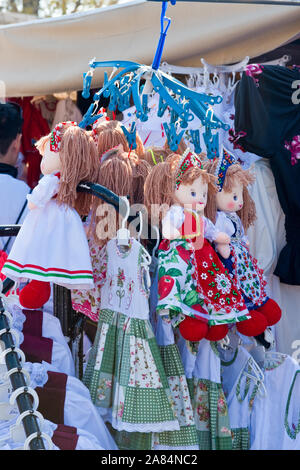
(79, 2), (228, 156)
(152, 225), (160, 257)
(201, 56), (250, 74)
(137, 211), (143, 243)
(116, 196), (130, 247)
(260, 55), (291, 67)
(135, 211), (152, 266)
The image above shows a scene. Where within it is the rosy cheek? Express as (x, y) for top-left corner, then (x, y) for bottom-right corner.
(227, 202), (235, 210)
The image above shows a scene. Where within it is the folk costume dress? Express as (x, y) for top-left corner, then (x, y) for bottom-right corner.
(215, 211), (269, 311)
(250, 352), (300, 450)
(157, 205), (249, 328)
(234, 65), (300, 285)
(176, 336), (233, 450)
(220, 343), (265, 450)
(71, 237), (105, 323)
(2, 173), (94, 290)
(83, 237), (180, 449)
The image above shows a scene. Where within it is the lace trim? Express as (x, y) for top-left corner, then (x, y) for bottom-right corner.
(5, 304), (26, 332)
(23, 362), (49, 389)
(111, 418), (180, 433)
(264, 352), (287, 371)
(284, 370), (300, 440)
(236, 357), (266, 410)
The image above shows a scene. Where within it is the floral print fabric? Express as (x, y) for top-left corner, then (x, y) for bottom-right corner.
(71, 239), (107, 323)
(157, 238), (249, 327)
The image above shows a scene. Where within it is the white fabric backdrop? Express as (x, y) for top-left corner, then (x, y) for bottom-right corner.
(1, 0), (300, 96)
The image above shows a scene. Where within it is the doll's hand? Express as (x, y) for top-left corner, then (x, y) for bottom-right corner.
(215, 232), (230, 244)
(162, 224), (181, 240)
(216, 243), (231, 259)
(28, 201), (38, 210)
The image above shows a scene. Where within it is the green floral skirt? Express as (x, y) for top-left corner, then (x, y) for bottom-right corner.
(153, 343), (199, 450)
(83, 309), (179, 435)
(188, 378), (233, 450)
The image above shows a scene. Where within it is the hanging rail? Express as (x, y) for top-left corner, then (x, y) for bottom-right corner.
(147, 0), (300, 7)
(0, 290), (46, 450)
(0, 182), (135, 450)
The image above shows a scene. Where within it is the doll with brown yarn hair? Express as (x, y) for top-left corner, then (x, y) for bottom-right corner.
(3, 122), (99, 309)
(144, 148), (251, 343)
(142, 147), (171, 167)
(72, 146), (150, 325)
(91, 118), (150, 205)
(92, 119), (145, 158)
(88, 145), (134, 247)
(204, 148), (282, 337)
(163, 137), (187, 156)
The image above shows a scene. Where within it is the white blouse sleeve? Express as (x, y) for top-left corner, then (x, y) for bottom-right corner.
(27, 174), (59, 208)
(203, 216), (220, 243)
(215, 211), (235, 237)
(162, 205), (185, 230)
(237, 215), (249, 244)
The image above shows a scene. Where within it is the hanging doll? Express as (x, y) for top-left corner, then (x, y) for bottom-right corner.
(144, 149), (252, 342)
(82, 233), (181, 444)
(204, 148), (282, 336)
(72, 145), (150, 322)
(72, 147), (135, 321)
(91, 118), (145, 158)
(3, 121), (99, 309)
(91, 118), (150, 205)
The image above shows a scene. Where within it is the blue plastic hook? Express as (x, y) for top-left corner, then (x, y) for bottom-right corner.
(152, 2), (172, 70)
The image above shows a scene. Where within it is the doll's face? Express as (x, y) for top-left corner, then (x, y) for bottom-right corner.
(40, 140), (61, 175)
(174, 176), (208, 211)
(216, 179), (243, 212)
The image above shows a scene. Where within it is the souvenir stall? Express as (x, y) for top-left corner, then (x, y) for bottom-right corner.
(0, 0), (300, 452)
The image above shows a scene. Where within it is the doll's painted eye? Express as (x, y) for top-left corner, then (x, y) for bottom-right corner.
(191, 191), (196, 197)
(233, 195), (238, 201)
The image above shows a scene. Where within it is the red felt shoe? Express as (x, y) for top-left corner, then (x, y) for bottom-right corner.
(19, 280), (51, 309)
(179, 316), (209, 342)
(236, 310), (268, 337)
(255, 299), (282, 326)
(205, 324), (229, 342)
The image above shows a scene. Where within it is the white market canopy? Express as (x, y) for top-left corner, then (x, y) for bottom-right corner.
(1, 0), (300, 97)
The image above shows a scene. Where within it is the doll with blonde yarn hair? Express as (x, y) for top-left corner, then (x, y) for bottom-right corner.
(204, 148), (282, 337)
(3, 122), (99, 309)
(144, 149), (251, 343)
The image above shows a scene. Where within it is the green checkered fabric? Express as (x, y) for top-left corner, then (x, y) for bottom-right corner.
(153, 343), (199, 449)
(122, 388), (175, 423)
(187, 378), (233, 450)
(83, 309), (177, 434)
(231, 428), (250, 450)
(197, 431), (232, 450)
(156, 427), (198, 448)
(107, 425), (153, 450)
(159, 344), (185, 376)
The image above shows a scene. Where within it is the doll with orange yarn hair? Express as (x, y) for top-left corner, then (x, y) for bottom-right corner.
(204, 148), (282, 336)
(3, 122), (99, 309)
(144, 149), (251, 343)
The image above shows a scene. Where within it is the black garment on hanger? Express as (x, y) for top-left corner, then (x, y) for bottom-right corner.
(234, 65), (300, 285)
(0, 163), (18, 179)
